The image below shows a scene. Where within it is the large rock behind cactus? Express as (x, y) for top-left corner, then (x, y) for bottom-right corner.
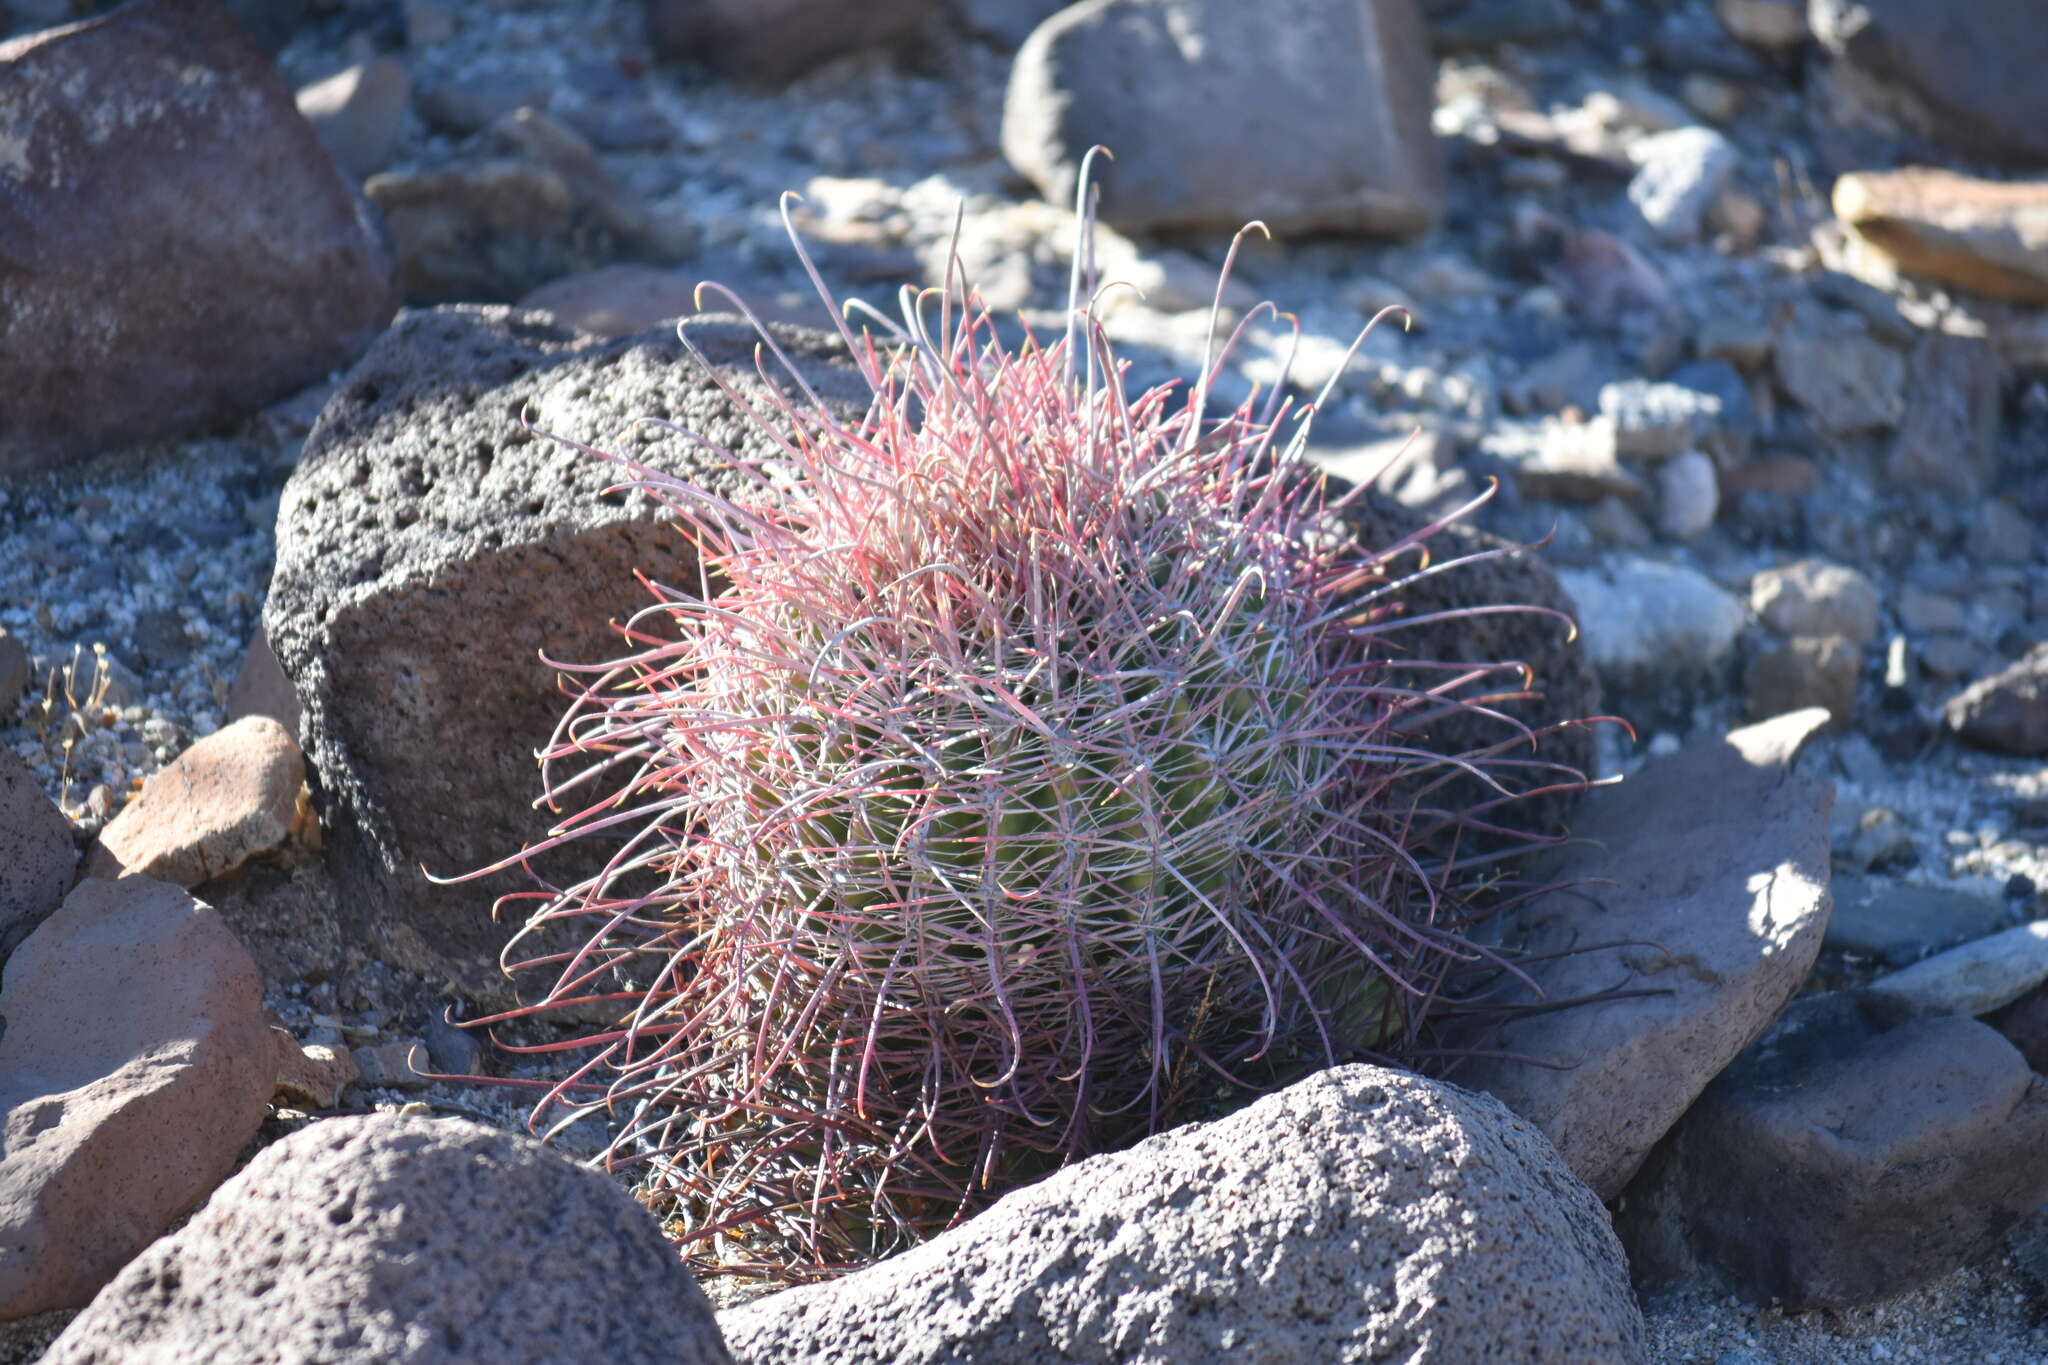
(263, 307), (871, 1004)
(720, 1064), (1645, 1363)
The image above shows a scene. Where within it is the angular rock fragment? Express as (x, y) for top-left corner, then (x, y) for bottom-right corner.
(1623, 992), (2048, 1308)
(0, 878), (274, 1318)
(1003, 0), (1443, 237)
(1944, 644), (2048, 757)
(86, 715), (308, 887)
(1455, 709), (1835, 1198)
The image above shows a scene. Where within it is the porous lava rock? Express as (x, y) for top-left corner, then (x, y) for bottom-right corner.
(720, 1065), (1644, 1363)
(263, 307), (869, 1005)
(41, 1116), (733, 1364)
(0, 0), (399, 475)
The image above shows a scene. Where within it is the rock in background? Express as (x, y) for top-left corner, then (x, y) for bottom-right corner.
(0, 0), (399, 475)
(1003, 0), (1444, 237)
(1454, 709), (1834, 1199)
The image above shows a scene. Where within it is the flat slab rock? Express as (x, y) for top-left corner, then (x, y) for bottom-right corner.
(42, 1115), (732, 1364)
(1454, 708), (1835, 1199)
(0, 877), (274, 1318)
(720, 1064), (1645, 1364)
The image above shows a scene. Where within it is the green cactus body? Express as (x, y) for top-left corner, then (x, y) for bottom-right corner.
(478, 193), (1591, 1278)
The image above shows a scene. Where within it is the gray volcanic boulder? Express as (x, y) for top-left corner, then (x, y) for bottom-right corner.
(0, 877), (275, 1319)
(42, 1115), (733, 1364)
(264, 306), (868, 1005)
(721, 1064), (1643, 1362)
(0, 0), (399, 475)
(1003, 0), (1443, 237)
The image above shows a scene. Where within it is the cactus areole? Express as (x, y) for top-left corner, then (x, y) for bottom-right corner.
(459, 152), (1599, 1278)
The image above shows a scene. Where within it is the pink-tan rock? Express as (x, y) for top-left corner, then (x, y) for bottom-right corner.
(1455, 709), (1836, 1199)
(271, 1036), (360, 1112)
(0, 748), (75, 964)
(223, 628), (302, 742)
(88, 715), (308, 887)
(1834, 168), (2048, 304)
(0, 877), (275, 1319)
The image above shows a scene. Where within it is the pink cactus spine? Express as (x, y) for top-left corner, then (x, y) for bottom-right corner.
(460, 155), (1598, 1277)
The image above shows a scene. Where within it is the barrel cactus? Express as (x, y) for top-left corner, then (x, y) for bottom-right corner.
(470, 173), (1597, 1278)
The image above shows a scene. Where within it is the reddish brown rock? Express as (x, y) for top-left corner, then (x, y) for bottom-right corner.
(0, 878), (274, 1318)
(1455, 709), (1835, 1199)
(1835, 169), (2048, 304)
(88, 716), (308, 887)
(271, 1036), (360, 1112)
(0, 0), (399, 475)
(223, 629), (302, 742)
(1945, 645), (2048, 757)
(0, 748), (75, 965)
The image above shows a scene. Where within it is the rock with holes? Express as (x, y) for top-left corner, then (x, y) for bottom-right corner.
(0, 877), (274, 1319)
(40, 1116), (732, 1364)
(0, 0), (398, 476)
(720, 1065), (1644, 1363)
(262, 307), (871, 1005)
(1454, 709), (1835, 1199)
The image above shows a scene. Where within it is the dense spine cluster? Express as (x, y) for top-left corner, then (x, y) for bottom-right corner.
(466, 169), (1593, 1277)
